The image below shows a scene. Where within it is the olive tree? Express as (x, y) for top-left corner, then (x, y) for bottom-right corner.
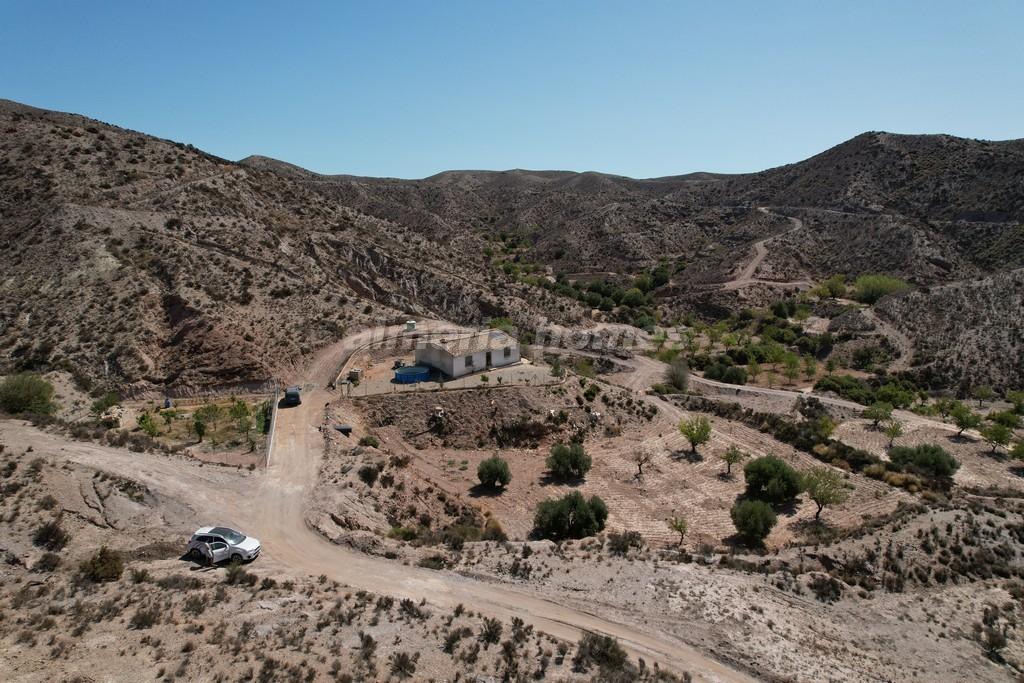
(862, 402), (893, 428)
(720, 445), (748, 476)
(981, 423), (1013, 454)
(883, 418), (903, 448)
(951, 405), (982, 436)
(666, 516), (688, 546)
(801, 467), (849, 520)
(678, 416), (712, 453)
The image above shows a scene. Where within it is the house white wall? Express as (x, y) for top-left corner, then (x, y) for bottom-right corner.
(414, 343), (454, 376)
(415, 339), (520, 379)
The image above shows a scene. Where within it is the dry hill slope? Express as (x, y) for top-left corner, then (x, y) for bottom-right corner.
(0, 100), (582, 394)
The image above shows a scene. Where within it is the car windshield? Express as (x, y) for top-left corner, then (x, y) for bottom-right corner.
(212, 527), (245, 544)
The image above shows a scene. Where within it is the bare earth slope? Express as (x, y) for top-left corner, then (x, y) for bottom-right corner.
(3, 98), (1023, 392)
(0, 100), (583, 394)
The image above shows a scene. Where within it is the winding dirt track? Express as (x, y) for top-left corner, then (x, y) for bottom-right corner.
(12, 322), (754, 683)
(860, 308), (915, 372)
(721, 208), (812, 291)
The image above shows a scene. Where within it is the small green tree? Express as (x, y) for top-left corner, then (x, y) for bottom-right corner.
(783, 354), (800, 384)
(720, 445), (748, 476)
(193, 417), (207, 443)
(679, 416), (712, 453)
(971, 384), (995, 408)
(1008, 390), (1024, 415)
(803, 355), (818, 380)
(666, 516), (688, 546)
(883, 417), (903, 447)
(814, 415), (837, 440)
(532, 492), (607, 540)
(825, 358), (838, 376)
(231, 399), (253, 443)
(935, 398), (961, 419)
(0, 373), (56, 415)
(477, 456), (511, 489)
(951, 405), (982, 436)
(801, 467), (849, 520)
(137, 411), (159, 437)
(747, 359), (761, 384)
(744, 456), (802, 505)
(981, 423), (1013, 454)
(862, 402), (894, 428)
(731, 500), (777, 544)
(546, 442), (591, 480)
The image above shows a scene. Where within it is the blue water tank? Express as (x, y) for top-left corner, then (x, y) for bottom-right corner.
(394, 366), (430, 384)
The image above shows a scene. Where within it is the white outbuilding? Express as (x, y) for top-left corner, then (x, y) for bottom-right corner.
(415, 329), (520, 379)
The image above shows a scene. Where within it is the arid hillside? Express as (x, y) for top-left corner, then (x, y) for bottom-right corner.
(2, 98), (1023, 394)
(247, 131), (1024, 283)
(0, 100), (583, 394)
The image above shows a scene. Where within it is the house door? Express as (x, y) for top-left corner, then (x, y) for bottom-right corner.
(485, 351), (492, 367)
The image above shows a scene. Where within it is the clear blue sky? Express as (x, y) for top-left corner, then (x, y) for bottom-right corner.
(2, 1), (1022, 178)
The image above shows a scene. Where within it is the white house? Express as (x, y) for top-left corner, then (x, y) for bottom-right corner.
(415, 330), (520, 379)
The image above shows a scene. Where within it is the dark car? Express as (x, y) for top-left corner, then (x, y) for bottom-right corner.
(283, 386), (301, 406)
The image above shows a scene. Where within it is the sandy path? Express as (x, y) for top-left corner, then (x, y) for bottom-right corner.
(721, 208), (813, 291)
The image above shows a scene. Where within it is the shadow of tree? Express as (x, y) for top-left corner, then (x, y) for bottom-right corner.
(468, 483), (507, 498)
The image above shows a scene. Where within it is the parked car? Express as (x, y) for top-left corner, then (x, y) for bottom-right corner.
(186, 526), (261, 563)
(283, 386), (301, 406)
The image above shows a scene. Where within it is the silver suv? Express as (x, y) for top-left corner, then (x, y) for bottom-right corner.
(186, 526), (261, 563)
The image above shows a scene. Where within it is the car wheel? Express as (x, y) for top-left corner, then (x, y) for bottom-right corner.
(231, 553), (243, 563)
(188, 548), (201, 560)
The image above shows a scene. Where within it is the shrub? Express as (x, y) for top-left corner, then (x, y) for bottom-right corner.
(479, 617), (503, 645)
(533, 492), (608, 540)
(477, 456), (511, 489)
(129, 606), (160, 630)
(359, 435), (380, 448)
(546, 442), (591, 480)
(889, 444), (959, 478)
(481, 517), (507, 542)
(33, 552), (61, 572)
(731, 500), (777, 543)
(705, 363), (747, 385)
(852, 274), (910, 303)
(572, 633), (628, 672)
(664, 356), (689, 391)
(606, 530), (644, 555)
(357, 464), (379, 486)
(389, 652), (418, 678)
(224, 562), (258, 586)
(33, 520), (70, 551)
(416, 555), (447, 570)
(90, 391), (121, 416)
(0, 373), (56, 415)
(78, 547), (123, 583)
(388, 526), (418, 542)
(744, 456), (802, 505)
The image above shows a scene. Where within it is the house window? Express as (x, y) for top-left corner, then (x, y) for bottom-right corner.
(503, 346), (512, 358)
(465, 355), (474, 367)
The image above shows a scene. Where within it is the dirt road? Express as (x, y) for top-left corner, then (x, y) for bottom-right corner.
(721, 208), (813, 291)
(9, 324), (755, 682)
(861, 307), (915, 372)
